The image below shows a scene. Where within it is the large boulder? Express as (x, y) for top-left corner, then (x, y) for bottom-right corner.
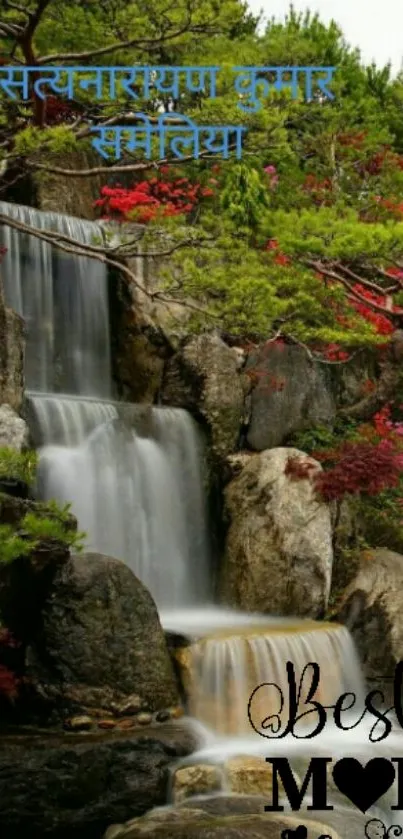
(245, 343), (335, 450)
(161, 333), (244, 461)
(336, 548), (403, 701)
(221, 448), (333, 617)
(0, 404), (29, 450)
(25, 553), (180, 715)
(0, 724), (197, 839)
(0, 278), (24, 411)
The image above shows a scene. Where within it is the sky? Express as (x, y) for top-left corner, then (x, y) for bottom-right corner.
(248, 0), (403, 74)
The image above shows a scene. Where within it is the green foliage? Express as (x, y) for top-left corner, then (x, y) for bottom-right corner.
(288, 418), (362, 453)
(0, 526), (33, 566)
(358, 488), (403, 554)
(0, 500), (86, 566)
(20, 511), (86, 552)
(0, 449), (38, 485)
(219, 163), (270, 229)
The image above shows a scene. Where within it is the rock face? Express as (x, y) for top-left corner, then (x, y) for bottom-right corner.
(112, 270), (173, 403)
(108, 802), (342, 839)
(245, 343), (335, 451)
(0, 725), (197, 839)
(25, 553), (179, 715)
(221, 448), (333, 617)
(172, 764), (223, 802)
(336, 548), (403, 700)
(0, 278), (24, 411)
(161, 333), (244, 461)
(35, 150), (102, 219)
(0, 404), (29, 450)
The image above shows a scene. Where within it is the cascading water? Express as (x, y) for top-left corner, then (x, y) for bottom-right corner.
(29, 395), (210, 607)
(2, 200), (401, 832)
(170, 616), (365, 736)
(0, 201), (210, 609)
(0, 201), (111, 397)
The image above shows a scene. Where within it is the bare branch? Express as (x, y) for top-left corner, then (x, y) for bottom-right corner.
(25, 144), (236, 177)
(0, 21), (24, 36)
(333, 261), (387, 296)
(305, 259), (402, 323)
(3, 1), (31, 15)
(0, 211), (215, 318)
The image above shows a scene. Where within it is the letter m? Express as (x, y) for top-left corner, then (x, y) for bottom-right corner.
(264, 757), (333, 812)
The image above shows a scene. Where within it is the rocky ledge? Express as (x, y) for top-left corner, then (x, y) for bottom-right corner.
(0, 722), (198, 839)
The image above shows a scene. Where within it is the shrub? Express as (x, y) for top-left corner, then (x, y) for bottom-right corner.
(0, 525), (33, 565)
(19, 511), (86, 552)
(0, 501), (86, 565)
(0, 448), (38, 485)
(314, 440), (403, 501)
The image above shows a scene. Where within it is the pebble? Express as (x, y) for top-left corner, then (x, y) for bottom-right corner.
(170, 706), (185, 719)
(135, 712), (152, 726)
(155, 709), (170, 723)
(63, 715), (93, 732)
(114, 694), (142, 716)
(116, 718), (135, 730)
(98, 719), (117, 730)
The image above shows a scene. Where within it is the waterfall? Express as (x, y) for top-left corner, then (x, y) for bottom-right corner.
(0, 201), (111, 396)
(0, 201), (211, 609)
(29, 394), (210, 608)
(170, 614), (365, 736)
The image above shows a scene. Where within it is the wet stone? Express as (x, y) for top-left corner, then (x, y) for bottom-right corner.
(135, 712), (153, 726)
(116, 718), (136, 730)
(63, 715), (93, 732)
(155, 709), (170, 723)
(169, 706), (185, 719)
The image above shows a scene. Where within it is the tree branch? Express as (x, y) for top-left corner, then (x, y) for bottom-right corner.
(36, 22), (213, 64)
(305, 259), (402, 322)
(0, 211), (215, 317)
(3, 1), (31, 15)
(25, 144), (237, 177)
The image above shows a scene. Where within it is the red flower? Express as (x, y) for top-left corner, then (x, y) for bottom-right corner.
(94, 174), (210, 224)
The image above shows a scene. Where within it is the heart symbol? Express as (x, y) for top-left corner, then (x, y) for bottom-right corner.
(280, 827), (308, 838)
(332, 758), (395, 813)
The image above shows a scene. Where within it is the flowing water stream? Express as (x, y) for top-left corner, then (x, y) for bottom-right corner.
(1, 201), (401, 835)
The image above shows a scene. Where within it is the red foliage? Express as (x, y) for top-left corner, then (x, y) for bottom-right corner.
(264, 238), (290, 264)
(323, 343), (350, 362)
(378, 197), (403, 219)
(0, 628), (20, 701)
(337, 131), (367, 149)
(314, 439), (403, 501)
(350, 284), (395, 335)
(0, 665), (18, 700)
(94, 174), (215, 224)
(303, 174), (332, 205)
(284, 455), (318, 481)
(361, 378), (377, 395)
(45, 96), (77, 125)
